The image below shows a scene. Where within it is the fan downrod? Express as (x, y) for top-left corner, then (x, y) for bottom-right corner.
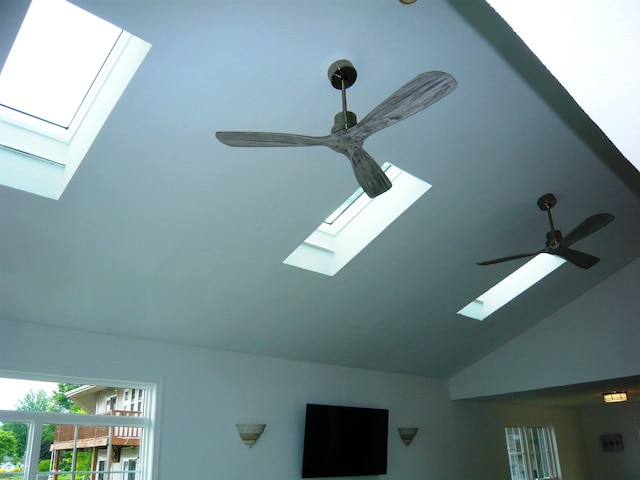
(537, 193), (562, 247)
(328, 59), (358, 133)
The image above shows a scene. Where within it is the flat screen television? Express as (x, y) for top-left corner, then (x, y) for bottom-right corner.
(301, 404), (389, 478)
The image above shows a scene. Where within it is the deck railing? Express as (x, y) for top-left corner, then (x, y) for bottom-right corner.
(52, 410), (141, 449)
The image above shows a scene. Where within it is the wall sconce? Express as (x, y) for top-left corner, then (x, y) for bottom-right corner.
(398, 427), (418, 446)
(602, 391), (627, 403)
(236, 424), (266, 448)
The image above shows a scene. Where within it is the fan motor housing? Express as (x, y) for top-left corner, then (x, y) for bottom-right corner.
(331, 111), (357, 133)
(546, 229), (562, 247)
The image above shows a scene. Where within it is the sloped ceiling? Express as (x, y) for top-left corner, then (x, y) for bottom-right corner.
(1, 0), (639, 387)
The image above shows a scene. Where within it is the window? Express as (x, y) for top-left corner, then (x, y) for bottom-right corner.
(0, 375), (155, 480)
(0, 0), (151, 199)
(283, 163), (431, 276)
(125, 459), (138, 480)
(505, 425), (559, 480)
(123, 389), (143, 414)
(458, 254), (566, 320)
(106, 395), (117, 411)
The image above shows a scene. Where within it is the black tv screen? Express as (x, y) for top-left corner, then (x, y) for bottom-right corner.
(302, 404), (389, 478)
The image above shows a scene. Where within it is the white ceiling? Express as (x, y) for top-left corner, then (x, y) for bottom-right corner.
(1, 0), (639, 403)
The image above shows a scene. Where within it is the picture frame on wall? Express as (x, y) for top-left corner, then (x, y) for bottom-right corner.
(600, 434), (623, 452)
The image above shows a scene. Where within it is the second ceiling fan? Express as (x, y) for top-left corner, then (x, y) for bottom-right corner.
(477, 193), (615, 269)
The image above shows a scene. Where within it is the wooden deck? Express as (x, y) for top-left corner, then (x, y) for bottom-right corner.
(51, 410), (141, 451)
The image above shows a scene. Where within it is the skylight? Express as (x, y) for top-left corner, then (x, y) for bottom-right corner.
(0, 0), (151, 199)
(457, 253), (566, 321)
(0, 0), (122, 128)
(283, 164), (431, 276)
(486, 0), (640, 174)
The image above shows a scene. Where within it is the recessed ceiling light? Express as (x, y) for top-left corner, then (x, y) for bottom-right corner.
(458, 253), (566, 320)
(283, 164), (430, 276)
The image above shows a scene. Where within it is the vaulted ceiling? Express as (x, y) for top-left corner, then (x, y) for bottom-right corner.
(1, 1), (639, 394)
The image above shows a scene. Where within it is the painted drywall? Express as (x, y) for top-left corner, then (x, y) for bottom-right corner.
(581, 401), (640, 480)
(452, 400), (590, 479)
(449, 257), (640, 400)
(0, 317), (593, 480)
(0, 317), (459, 479)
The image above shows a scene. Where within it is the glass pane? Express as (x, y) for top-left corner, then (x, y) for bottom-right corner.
(0, 0), (122, 128)
(527, 427), (552, 479)
(42, 423), (143, 480)
(505, 427), (528, 480)
(0, 379), (58, 411)
(0, 422), (28, 480)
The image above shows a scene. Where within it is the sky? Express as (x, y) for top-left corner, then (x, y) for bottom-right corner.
(0, 377), (58, 410)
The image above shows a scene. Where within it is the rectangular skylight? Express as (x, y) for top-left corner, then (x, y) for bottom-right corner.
(457, 253), (566, 321)
(0, 0), (122, 128)
(0, 0), (151, 199)
(283, 164), (431, 276)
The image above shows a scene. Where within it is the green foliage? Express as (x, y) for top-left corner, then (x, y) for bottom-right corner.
(1, 422), (27, 461)
(38, 459), (52, 472)
(52, 384), (84, 414)
(76, 451), (92, 472)
(16, 390), (52, 412)
(0, 428), (17, 459)
(0, 384), (86, 462)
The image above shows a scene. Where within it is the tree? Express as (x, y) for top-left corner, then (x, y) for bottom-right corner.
(0, 385), (85, 462)
(16, 389), (52, 412)
(0, 428), (17, 460)
(2, 420), (28, 462)
(52, 384), (84, 414)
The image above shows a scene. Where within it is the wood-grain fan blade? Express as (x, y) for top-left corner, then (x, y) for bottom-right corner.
(350, 71), (457, 142)
(476, 250), (543, 266)
(555, 248), (601, 269)
(559, 213), (615, 248)
(346, 148), (392, 198)
(215, 131), (328, 148)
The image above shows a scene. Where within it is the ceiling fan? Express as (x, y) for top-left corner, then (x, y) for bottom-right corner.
(216, 60), (457, 198)
(477, 193), (614, 269)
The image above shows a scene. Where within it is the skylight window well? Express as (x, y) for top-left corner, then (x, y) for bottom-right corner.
(457, 253), (566, 321)
(283, 163), (431, 276)
(0, 0), (151, 199)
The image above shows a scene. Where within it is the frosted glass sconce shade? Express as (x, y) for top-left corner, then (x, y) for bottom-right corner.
(236, 423), (266, 447)
(398, 427), (418, 446)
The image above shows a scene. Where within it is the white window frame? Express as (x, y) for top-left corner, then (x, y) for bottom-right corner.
(0, 378), (158, 480)
(0, 0), (151, 199)
(504, 424), (560, 480)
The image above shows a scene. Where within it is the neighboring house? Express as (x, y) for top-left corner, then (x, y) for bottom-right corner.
(50, 386), (144, 480)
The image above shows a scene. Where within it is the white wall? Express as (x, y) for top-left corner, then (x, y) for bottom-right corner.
(580, 401), (640, 480)
(0, 317), (593, 479)
(452, 400), (590, 480)
(0, 317), (460, 480)
(449, 257), (640, 400)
